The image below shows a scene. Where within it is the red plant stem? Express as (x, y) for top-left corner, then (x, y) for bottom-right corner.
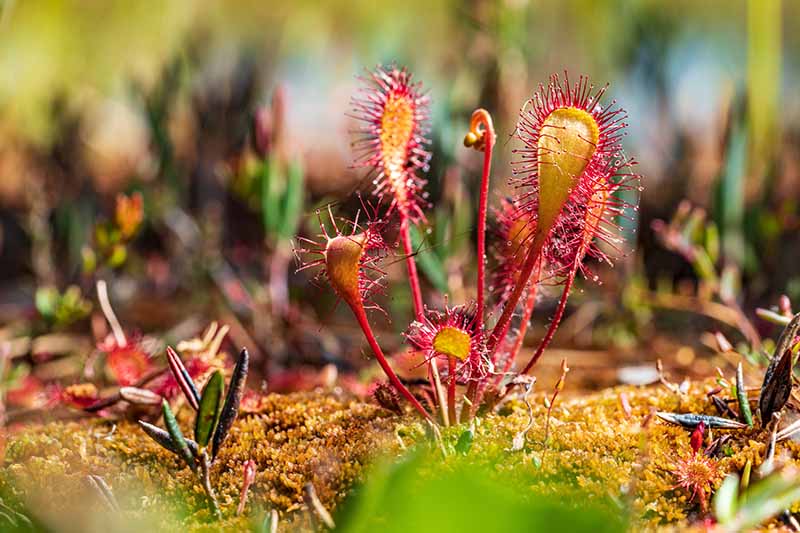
(349, 301), (433, 423)
(400, 215), (447, 422)
(470, 109), (496, 334)
(447, 357), (457, 424)
(399, 219), (425, 321)
(494, 284), (538, 386)
(519, 265), (577, 376)
(469, 280), (538, 418)
(486, 235), (547, 357)
(465, 239), (545, 420)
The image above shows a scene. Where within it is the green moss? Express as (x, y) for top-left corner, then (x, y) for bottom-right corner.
(0, 382), (788, 530)
(1, 392), (399, 531)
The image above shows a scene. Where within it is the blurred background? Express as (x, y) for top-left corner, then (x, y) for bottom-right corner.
(0, 0), (797, 398)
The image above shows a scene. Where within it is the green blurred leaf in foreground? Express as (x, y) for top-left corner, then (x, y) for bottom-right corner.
(336, 451), (626, 533)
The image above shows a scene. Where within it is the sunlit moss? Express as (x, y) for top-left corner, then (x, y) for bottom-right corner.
(0, 382), (788, 530)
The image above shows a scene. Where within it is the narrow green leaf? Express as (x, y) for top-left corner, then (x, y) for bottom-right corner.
(161, 400), (196, 470)
(261, 157), (283, 235)
(409, 225), (448, 293)
(713, 474), (739, 526)
(733, 470), (800, 531)
(195, 371), (224, 447)
(138, 420), (199, 457)
(212, 348), (250, 458)
(736, 362), (753, 427)
(277, 159), (304, 240)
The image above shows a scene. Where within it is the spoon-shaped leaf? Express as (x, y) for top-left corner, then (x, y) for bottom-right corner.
(212, 348), (249, 459)
(195, 370), (224, 448)
(162, 400), (196, 470)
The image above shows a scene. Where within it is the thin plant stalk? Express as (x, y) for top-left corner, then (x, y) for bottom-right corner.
(350, 302), (433, 423)
(519, 264), (577, 376)
(430, 361), (449, 426)
(447, 357), (457, 424)
(468, 109), (496, 333)
(399, 219), (425, 321)
(400, 216), (447, 422)
(486, 237), (547, 357)
(495, 284), (539, 385)
(199, 449), (221, 518)
(97, 280), (127, 348)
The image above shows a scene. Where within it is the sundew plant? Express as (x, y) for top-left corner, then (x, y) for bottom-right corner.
(296, 66), (641, 425)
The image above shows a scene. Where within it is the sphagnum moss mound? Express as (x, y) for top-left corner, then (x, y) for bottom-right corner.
(1, 383), (794, 530)
(1, 392), (398, 530)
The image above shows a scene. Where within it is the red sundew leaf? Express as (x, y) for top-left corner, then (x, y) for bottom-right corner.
(166, 346), (200, 410)
(61, 383), (99, 409)
(690, 422), (706, 455)
(106, 343), (152, 386)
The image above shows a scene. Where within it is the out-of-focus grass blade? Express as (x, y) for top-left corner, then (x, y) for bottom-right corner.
(409, 224), (448, 293)
(278, 159), (304, 240)
(713, 474), (739, 526)
(195, 370), (224, 448)
(261, 157), (282, 236)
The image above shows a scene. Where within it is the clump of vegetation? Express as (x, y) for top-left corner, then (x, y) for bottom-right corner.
(138, 346), (249, 517)
(295, 67), (640, 426)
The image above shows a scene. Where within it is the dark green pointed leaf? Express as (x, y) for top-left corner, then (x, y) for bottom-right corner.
(161, 400), (195, 470)
(655, 411), (746, 430)
(736, 362), (753, 427)
(138, 420), (198, 457)
(212, 348), (249, 459)
(195, 370), (224, 447)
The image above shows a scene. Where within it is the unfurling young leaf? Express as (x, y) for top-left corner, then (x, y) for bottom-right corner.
(195, 371), (224, 448)
(212, 348), (250, 459)
(162, 400), (196, 470)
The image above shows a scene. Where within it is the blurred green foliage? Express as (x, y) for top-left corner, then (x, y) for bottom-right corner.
(336, 451), (626, 533)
